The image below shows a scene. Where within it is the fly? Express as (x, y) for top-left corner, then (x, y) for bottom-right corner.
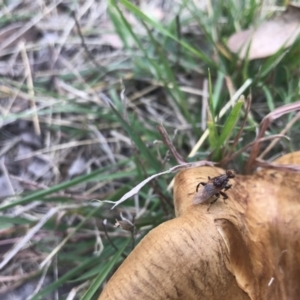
(193, 170), (235, 211)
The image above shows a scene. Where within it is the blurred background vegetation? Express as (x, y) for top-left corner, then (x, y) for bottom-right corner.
(1, 0), (300, 299)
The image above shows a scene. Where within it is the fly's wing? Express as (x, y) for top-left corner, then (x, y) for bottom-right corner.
(193, 183), (217, 205)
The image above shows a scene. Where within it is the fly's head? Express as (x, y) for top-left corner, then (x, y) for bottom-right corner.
(226, 169), (235, 179)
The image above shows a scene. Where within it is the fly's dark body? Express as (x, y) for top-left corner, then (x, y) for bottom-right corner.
(193, 170), (235, 210)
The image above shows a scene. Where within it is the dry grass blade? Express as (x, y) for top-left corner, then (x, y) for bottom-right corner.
(228, 134), (289, 164)
(0, 208), (58, 270)
(111, 160), (215, 209)
(246, 101), (300, 173)
(40, 206), (100, 269)
(0, 161), (15, 196)
(259, 102), (300, 137)
(0, 1), (63, 52)
(255, 158), (300, 172)
(19, 42), (40, 135)
(259, 110), (300, 159)
(25, 261), (51, 300)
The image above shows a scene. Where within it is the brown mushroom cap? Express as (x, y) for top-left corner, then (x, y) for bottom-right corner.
(98, 151), (300, 300)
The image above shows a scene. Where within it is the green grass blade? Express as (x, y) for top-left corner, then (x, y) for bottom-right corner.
(109, 103), (161, 171)
(208, 69), (215, 120)
(107, 4), (130, 48)
(109, 0), (196, 124)
(116, 0), (215, 66)
(0, 160), (129, 211)
(212, 97), (244, 160)
(262, 85), (275, 112)
(258, 50), (288, 79)
(212, 72), (225, 111)
(30, 206), (105, 300)
(81, 238), (131, 300)
(140, 21), (191, 122)
(207, 121), (218, 150)
(109, 0), (162, 79)
(207, 69), (219, 149)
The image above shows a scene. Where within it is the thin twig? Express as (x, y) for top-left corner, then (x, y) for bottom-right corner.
(131, 214), (136, 250)
(157, 124), (186, 164)
(71, 10), (105, 71)
(9, 175), (48, 190)
(103, 220), (127, 259)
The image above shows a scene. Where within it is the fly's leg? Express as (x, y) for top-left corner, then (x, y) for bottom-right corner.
(196, 182), (207, 192)
(224, 184), (232, 191)
(210, 193), (220, 205)
(207, 193), (220, 212)
(189, 182), (206, 196)
(219, 191), (228, 203)
(195, 175), (211, 192)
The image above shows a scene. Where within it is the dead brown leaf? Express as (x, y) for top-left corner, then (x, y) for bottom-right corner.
(98, 151), (300, 299)
(227, 5), (300, 60)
